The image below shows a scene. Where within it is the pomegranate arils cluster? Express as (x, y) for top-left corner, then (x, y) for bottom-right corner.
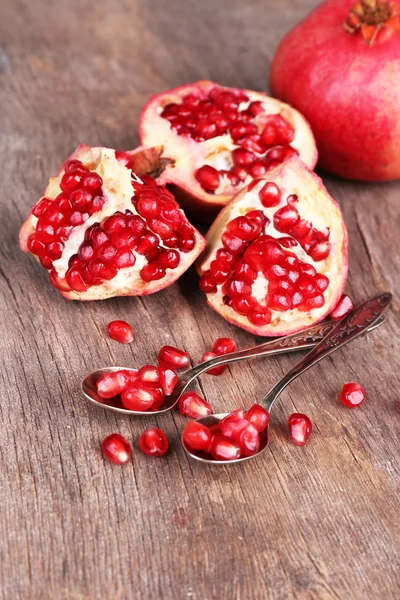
(161, 86), (299, 192)
(182, 404), (270, 461)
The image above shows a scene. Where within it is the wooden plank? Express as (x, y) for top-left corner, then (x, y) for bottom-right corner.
(0, 0), (399, 598)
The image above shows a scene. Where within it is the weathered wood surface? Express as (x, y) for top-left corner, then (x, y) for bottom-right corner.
(0, 1), (399, 598)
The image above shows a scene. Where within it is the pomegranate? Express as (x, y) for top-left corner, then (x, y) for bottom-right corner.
(288, 413), (313, 446)
(182, 421), (212, 451)
(178, 391), (213, 418)
(270, 0), (400, 181)
(138, 81), (318, 219)
(101, 434), (132, 465)
(329, 294), (354, 320)
(139, 428), (169, 456)
(19, 145), (206, 299)
(107, 320), (134, 343)
(340, 382), (366, 407)
(197, 157), (348, 336)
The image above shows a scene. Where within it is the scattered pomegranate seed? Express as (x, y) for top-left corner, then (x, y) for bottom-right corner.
(159, 367), (178, 396)
(259, 182), (281, 207)
(158, 345), (190, 369)
(139, 428), (169, 456)
(201, 351), (226, 375)
(288, 413), (312, 446)
(212, 337), (237, 355)
(179, 391), (213, 418)
(246, 404), (270, 432)
(97, 370), (129, 399)
(339, 382), (366, 408)
(101, 434), (131, 465)
(182, 421), (212, 451)
(107, 320), (134, 344)
(329, 294), (354, 320)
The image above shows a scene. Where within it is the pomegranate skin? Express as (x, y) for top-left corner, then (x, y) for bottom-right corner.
(270, 0), (400, 181)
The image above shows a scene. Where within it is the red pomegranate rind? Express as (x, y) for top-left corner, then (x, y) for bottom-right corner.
(197, 157), (348, 336)
(139, 81), (318, 219)
(20, 145), (206, 300)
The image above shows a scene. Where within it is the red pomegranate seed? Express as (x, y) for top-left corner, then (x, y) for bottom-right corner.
(248, 306), (272, 326)
(288, 413), (312, 446)
(195, 165), (220, 191)
(135, 232), (158, 255)
(32, 198), (53, 217)
(209, 435), (241, 461)
(199, 271), (218, 293)
(83, 172), (103, 191)
(259, 182), (281, 207)
(96, 370), (129, 399)
(121, 384), (163, 411)
(309, 241), (331, 262)
(232, 148), (255, 167)
(158, 345), (190, 369)
(182, 421), (212, 451)
(179, 391), (213, 418)
(238, 422), (260, 456)
(60, 172), (82, 194)
(156, 249), (180, 269)
(139, 428), (169, 456)
(246, 404), (270, 432)
(274, 205), (300, 232)
(27, 236), (46, 256)
(159, 367), (178, 396)
(233, 260), (257, 284)
(209, 259), (231, 283)
(115, 150), (134, 170)
(221, 232), (247, 254)
(220, 414), (249, 439)
(226, 216), (260, 241)
(101, 434), (131, 465)
(69, 189), (93, 210)
(330, 294), (354, 320)
(138, 365), (160, 384)
(65, 268), (89, 292)
(226, 279), (252, 297)
(241, 134), (265, 154)
(140, 263), (166, 282)
(201, 351), (226, 375)
(212, 337), (237, 355)
(231, 295), (257, 315)
(340, 382), (366, 408)
(179, 235), (196, 252)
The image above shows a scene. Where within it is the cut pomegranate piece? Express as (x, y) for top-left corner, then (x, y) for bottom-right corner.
(107, 320), (134, 344)
(339, 382), (366, 408)
(101, 434), (132, 465)
(197, 158), (348, 336)
(182, 421), (212, 451)
(96, 370), (129, 399)
(246, 404), (270, 432)
(329, 294), (354, 320)
(139, 81), (317, 220)
(212, 337), (237, 355)
(179, 392), (213, 418)
(158, 345), (190, 369)
(139, 428), (169, 456)
(288, 413), (313, 446)
(20, 145), (206, 300)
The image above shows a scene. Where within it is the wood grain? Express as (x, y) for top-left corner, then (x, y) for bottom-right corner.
(0, 1), (399, 598)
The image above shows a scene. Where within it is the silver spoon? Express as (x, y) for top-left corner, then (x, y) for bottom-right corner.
(82, 298), (387, 416)
(182, 292), (392, 464)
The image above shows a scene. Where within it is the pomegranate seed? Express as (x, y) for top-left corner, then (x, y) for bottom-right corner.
(241, 134), (265, 154)
(340, 382), (366, 408)
(102, 213), (128, 235)
(274, 205), (300, 232)
(127, 215), (146, 236)
(139, 428), (169, 457)
(27, 235), (46, 257)
(309, 241), (331, 262)
(182, 421), (212, 451)
(83, 172), (103, 191)
(65, 267), (89, 292)
(96, 370), (129, 399)
(209, 259), (231, 283)
(209, 435), (241, 461)
(36, 219), (55, 243)
(135, 232), (158, 255)
(195, 165), (220, 191)
(248, 101), (264, 116)
(231, 295), (257, 315)
(101, 434), (131, 465)
(226, 216), (260, 241)
(69, 189), (93, 210)
(258, 182), (281, 207)
(115, 150), (134, 170)
(212, 337), (237, 355)
(179, 235), (196, 252)
(199, 272), (218, 293)
(110, 231), (137, 249)
(314, 274), (330, 292)
(288, 413), (312, 446)
(179, 391), (213, 418)
(220, 415), (249, 439)
(121, 384), (162, 411)
(238, 422), (260, 456)
(158, 345), (190, 369)
(138, 365), (160, 384)
(221, 232), (247, 254)
(330, 294), (354, 320)
(140, 263), (166, 282)
(226, 279), (252, 297)
(233, 260), (257, 284)
(60, 172), (82, 194)
(201, 351), (226, 375)
(88, 259), (117, 281)
(159, 367), (178, 396)
(232, 148), (255, 167)
(136, 195), (160, 218)
(47, 241), (64, 259)
(248, 306), (272, 326)
(246, 404), (270, 432)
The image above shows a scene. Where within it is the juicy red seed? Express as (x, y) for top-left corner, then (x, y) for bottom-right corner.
(195, 165), (220, 191)
(136, 195), (160, 218)
(248, 101), (264, 116)
(102, 214), (129, 235)
(267, 292), (292, 311)
(83, 172), (103, 191)
(291, 219), (312, 239)
(139, 428), (169, 457)
(115, 150), (134, 170)
(226, 216), (260, 241)
(135, 232), (158, 255)
(221, 232), (247, 254)
(232, 148), (255, 166)
(32, 198), (53, 217)
(231, 295), (257, 315)
(340, 382), (366, 408)
(156, 249), (180, 269)
(274, 205), (300, 232)
(64, 159), (84, 173)
(306, 294), (325, 309)
(212, 337), (237, 355)
(107, 320), (134, 344)
(121, 385), (162, 411)
(209, 435), (241, 461)
(182, 422), (212, 451)
(65, 267), (89, 292)
(138, 365), (160, 384)
(288, 413), (312, 446)
(201, 351), (226, 376)
(160, 202), (181, 224)
(78, 243), (94, 261)
(39, 256), (53, 270)
(246, 404), (270, 432)
(148, 218), (173, 239)
(88, 259), (117, 280)
(209, 259), (231, 283)
(127, 215), (146, 236)
(241, 134), (265, 154)
(258, 182), (281, 207)
(248, 306), (272, 326)
(140, 263), (166, 282)
(101, 434), (131, 465)
(233, 260), (257, 284)
(179, 234), (196, 252)
(69, 188), (93, 210)
(27, 235), (47, 256)
(231, 166), (248, 182)
(314, 274), (330, 292)
(330, 294), (354, 320)
(226, 279), (252, 297)
(179, 391), (213, 418)
(96, 370), (129, 399)
(216, 248), (235, 265)
(47, 241), (64, 259)
(36, 219), (55, 243)
(158, 346), (190, 369)
(110, 231), (137, 249)
(159, 367), (178, 396)
(69, 211), (88, 226)
(238, 422), (260, 457)
(309, 241), (331, 262)
(199, 272), (218, 293)
(220, 415), (249, 439)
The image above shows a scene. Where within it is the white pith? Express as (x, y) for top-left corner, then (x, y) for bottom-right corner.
(197, 157), (348, 336)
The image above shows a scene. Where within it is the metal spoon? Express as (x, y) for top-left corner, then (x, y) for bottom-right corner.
(82, 298), (387, 416)
(182, 292), (392, 464)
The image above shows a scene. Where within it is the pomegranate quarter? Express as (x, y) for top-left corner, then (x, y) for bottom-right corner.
(139, 80), (317, 220)
(20, 145), (206, 300)
(197, 157), (348, 336)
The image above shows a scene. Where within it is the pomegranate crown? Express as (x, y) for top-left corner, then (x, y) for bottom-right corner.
(344, 0), (400, 44)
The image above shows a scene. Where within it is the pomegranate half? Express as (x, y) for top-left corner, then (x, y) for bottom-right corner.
(20, 145), (206, 300)
(197, 157), (348, 336)
(139, 80), (318, 220)
(270, 0), (400, 181)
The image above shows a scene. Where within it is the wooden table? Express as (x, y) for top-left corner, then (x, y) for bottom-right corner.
(1, 1), (399, 598)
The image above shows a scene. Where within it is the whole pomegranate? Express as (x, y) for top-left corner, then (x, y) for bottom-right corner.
(139, 80), (318, 220)
(197, 157), (348, 336)
(20, 145), (206, 300)
(270, 0), (400, 181)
